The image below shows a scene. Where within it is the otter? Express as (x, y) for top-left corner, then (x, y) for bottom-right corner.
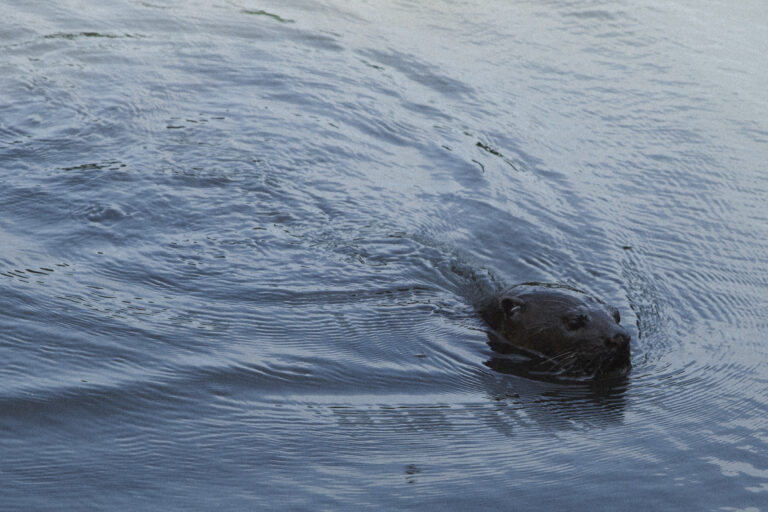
(480, 283), (631, 379)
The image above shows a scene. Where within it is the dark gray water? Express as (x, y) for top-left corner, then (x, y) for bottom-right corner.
(2, 0), (767, 510)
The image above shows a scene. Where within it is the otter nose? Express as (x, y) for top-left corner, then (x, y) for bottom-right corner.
(604, 332), (630, 350)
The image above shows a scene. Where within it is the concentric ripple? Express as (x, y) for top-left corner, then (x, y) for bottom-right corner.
(1, 0), (767, 510)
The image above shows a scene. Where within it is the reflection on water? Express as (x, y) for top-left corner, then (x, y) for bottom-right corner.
(1, 0), (767, 509)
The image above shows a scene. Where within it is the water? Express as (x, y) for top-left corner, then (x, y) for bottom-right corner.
(1, 0), (767, 510)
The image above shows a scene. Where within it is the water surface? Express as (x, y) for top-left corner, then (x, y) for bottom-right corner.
(1, 0), (767, 510)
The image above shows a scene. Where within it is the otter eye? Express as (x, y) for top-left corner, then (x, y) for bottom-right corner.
(612, 309), (621, 324)
(566, 314), (588, 330)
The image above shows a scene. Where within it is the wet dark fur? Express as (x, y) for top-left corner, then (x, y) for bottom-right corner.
(480, 283), (631, 379)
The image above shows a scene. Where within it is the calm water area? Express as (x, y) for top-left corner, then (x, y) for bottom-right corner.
(1, 0), (767, 510)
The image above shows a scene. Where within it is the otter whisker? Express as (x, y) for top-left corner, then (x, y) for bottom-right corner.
(541, 351), (579, 370)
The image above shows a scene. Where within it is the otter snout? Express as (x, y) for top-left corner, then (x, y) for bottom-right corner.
(604, 331), (630, 350)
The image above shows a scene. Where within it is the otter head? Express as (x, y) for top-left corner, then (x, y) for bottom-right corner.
(494, 283), (631, 379)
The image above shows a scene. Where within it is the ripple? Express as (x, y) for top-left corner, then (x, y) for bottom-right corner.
(1, 0), (767, 509)
(83, 203), (127, 223)
(43, 32), (138, 40)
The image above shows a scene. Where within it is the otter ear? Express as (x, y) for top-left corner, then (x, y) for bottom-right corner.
(500, 297), (524, 319)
